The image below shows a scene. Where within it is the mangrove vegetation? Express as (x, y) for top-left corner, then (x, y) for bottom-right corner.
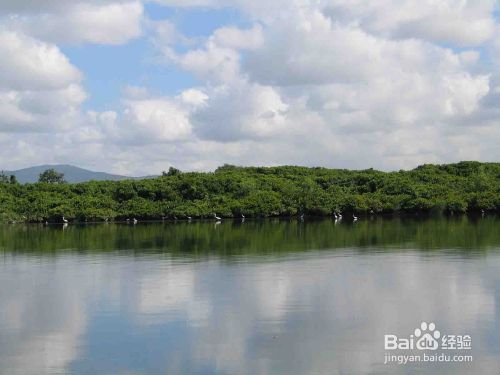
(0, 161), (499, 223)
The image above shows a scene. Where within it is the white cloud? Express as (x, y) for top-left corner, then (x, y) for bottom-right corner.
(164, 42), (241, 83)
(0, 30), (81, 91)
(162, 8), (491, 166)
(5, 1), (144, 45)
(323, 0), (497, 46)
(88, 91), (202, 146)
(121, 98), (193, 142)
(0, 0), (498, 173)
(0, 0), (121, 14)
(152, 0), (497, 46)
(0, 29), (85, 132)
(212, 24), (264, 50)
(149, 0), (222, 7)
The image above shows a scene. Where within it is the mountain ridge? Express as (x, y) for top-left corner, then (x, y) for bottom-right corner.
(3, 164), (137, 183)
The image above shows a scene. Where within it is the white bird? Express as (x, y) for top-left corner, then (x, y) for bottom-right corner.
(213, 213), (221, 221)
(241, 213), (245, 219)
(353, 215), (358, 222)
(187, 216), (192, 221)
(62, 216), (68, 224)
(300, 213), (304, 220)
(133, 218), (138, 224)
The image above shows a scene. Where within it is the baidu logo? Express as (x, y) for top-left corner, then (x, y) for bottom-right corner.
(383, 321), (473, 365)
(384, 321), (471, 351)
(414, 322), (440, 350)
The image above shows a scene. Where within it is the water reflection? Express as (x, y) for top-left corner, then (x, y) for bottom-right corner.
(0, 217), (499, 374)
(1, 216), (499, 256)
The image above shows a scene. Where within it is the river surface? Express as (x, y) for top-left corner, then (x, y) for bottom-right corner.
(0, 216), (499, 374)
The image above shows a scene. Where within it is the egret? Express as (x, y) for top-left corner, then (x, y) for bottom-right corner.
(133, 218), (138, 224)
(62, 216), (68, 224)
(241, 213), (245, 219)
(187, 216), (192, 221)
(213, 213), (221, 221)
(353, 215), (358, 222)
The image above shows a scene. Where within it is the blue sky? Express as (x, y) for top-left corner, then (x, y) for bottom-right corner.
(62, 4), (246, 111)
(0, 1), (499, 175)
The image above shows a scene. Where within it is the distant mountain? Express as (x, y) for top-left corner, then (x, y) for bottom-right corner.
(3, 165), (136, 184)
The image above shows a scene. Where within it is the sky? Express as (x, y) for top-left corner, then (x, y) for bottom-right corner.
(0, 0), (499, 176)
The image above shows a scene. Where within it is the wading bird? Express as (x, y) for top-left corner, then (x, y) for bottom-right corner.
(62, 216), (68, 224)
(213, 213), (221, 221)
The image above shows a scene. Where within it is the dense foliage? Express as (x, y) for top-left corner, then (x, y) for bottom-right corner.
(0, 161), (498, 223)
(38, 168), (66, 184)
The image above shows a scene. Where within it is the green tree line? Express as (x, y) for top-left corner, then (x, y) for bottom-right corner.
(0, 161), (498, 223)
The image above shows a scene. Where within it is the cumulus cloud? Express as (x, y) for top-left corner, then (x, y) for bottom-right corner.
(324, 0), (497, 46)
(151, 6), (492, 171)
(0, 30), (81, 91)
(4, 1), (144, 45)
(211, 24), (264, 50)
(192, 81), (290, 141)
(0, 0), (122, 14)
(164, 42), (241, 84)
(0, 0), (498, 173)
(0, 29), (85, 132)
(86, 88), (209, 147)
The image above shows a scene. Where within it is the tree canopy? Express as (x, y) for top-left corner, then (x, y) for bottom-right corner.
(38, 168), (66, 184)
(0, 161), (498, 223)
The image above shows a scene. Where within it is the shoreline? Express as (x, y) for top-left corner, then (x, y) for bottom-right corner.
(1, 162), (499, 224)
(3, 210), (497, 225)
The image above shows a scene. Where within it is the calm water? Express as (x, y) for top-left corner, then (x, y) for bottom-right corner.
(0, 217), (499, 374)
